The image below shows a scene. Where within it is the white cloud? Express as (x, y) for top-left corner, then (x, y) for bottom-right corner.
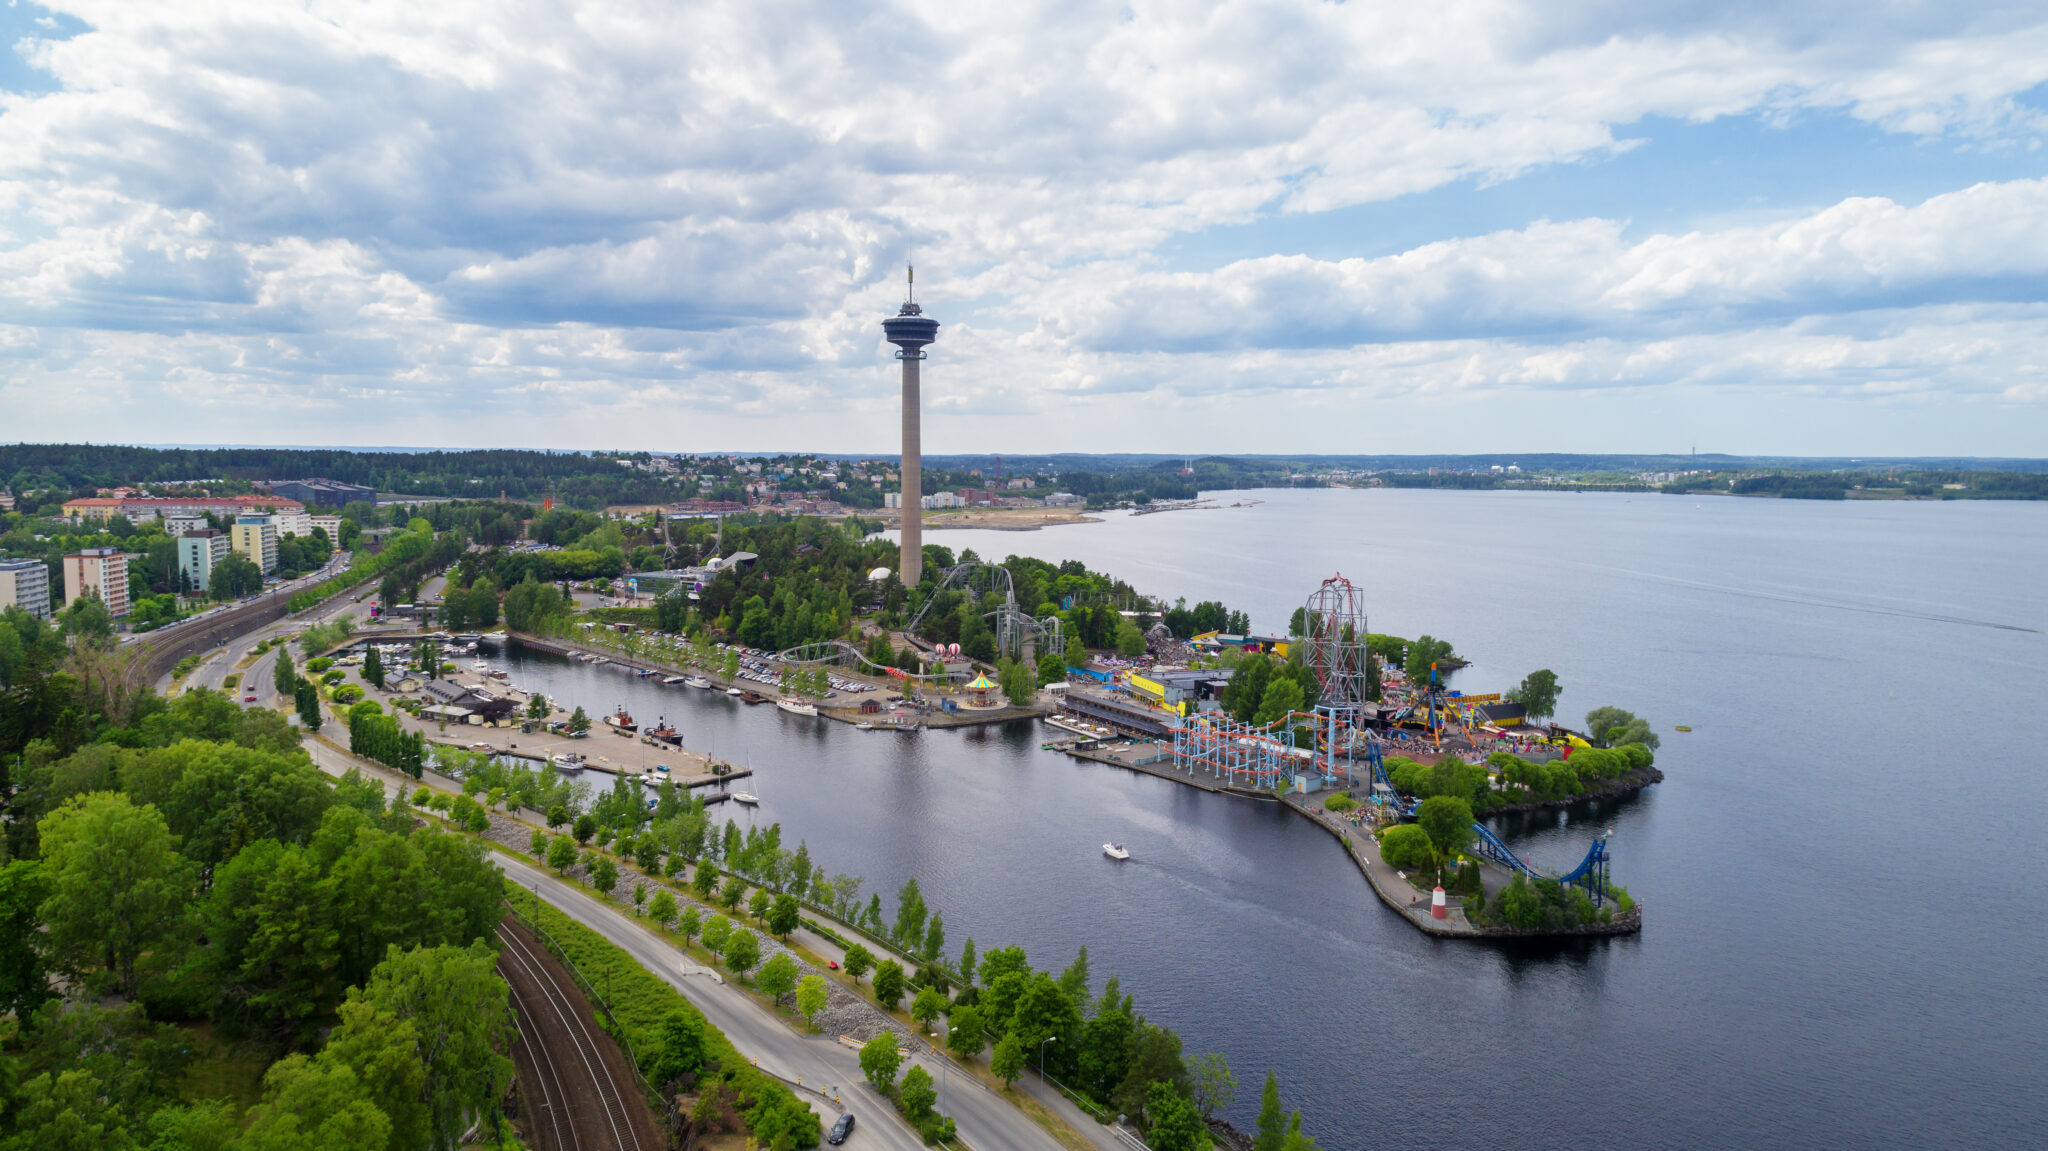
(1051, 178), (2048, 351)
(2, 0), (2047, 449)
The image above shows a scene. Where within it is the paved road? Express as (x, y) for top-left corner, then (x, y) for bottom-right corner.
(301, 737), (1085, 1151)
(166, 567), (378, 699)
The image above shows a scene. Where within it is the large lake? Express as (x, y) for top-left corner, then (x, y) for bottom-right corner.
(494, 488), (2047, 1149)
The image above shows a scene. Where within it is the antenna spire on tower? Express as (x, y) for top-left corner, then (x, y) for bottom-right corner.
(908, 263), (915, 302)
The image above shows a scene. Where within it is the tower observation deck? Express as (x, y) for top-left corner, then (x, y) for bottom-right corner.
(883, 267), (939, 587)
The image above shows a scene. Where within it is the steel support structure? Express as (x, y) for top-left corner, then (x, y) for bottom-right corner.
(1170, 712), (1294, 791)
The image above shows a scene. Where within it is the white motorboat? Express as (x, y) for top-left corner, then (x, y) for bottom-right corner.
(1104, 843), (1130, 860)
(775, 698), (818, 717)
(732, 791), (760, 806)
(470, 660), (489, 671)
(551, 753), (586, 772)
(855, 722), (874, 731)
(725, 686), (743, 697)
(686, 676), (713, 689)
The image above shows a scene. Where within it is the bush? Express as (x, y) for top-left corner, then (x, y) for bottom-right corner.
(1378, 824), (1435, 870)
(1324, 793), (1358, 813)
(305, 657), (335, 673)
(331, 684), (364, 705)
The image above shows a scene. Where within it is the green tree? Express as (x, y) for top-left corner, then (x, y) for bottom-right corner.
(590, 855), (619, 897)
(274, 648), (299, 696)
(37, 793), (189, 996)
(893, 877), (928, 949)
(727, 927), (765, 978)
(796, 973), (829, 1031)
(1376, 824), (1435, 870)
(691, 862), (719, 900)
(1254, 1072), (1286, 1151)
(843, 943), (875, 982)
(350, 941), (514, 1151)
(958, 937), (978, 987)
(1115, 617), (1146, 657)
(991, 1031), (1027, 1087)
(768, 892), (800, 939)
(0, 859), (52, 1020)
(1416, 795), (1476, 864)
(1036, 651), (1068, 686)
(1585, 705), (1659, 750)
(748, 886), (771, 922)
(758, 951), (799, 1003)
(1145, 1080), (1207, 1151)
(60, 592), (117, 647)
(573, 813), (597, 844)
(922, 912), (946, 962)
(873, 959), (906, 1009)
(322, 996), (430, 1151)
(568, 705), (590, 734)
(646, 1009), (707, 1088)
(529, 828), (549, 858)
(677, 905), (702, 948)
(1227, 654), (1272, 722)
(899, 1063), (938, 1122)
(1403, 634), (1456, 686)
(911, 985), (947, 1034)
(3, 1069), (139, 1151)
(541, 835), (575, 876)
(1507, 669), (1560, 721)
(363, 645), (385, 690)
(236, 1056), (391, 1151)
(545, 802), (569, 828)
(1190, 1051), (1236, 1119)
(1253, 675), (1304, 727)
(948, 1003), (986, 1057)
(649, 888), (678, 930)
(860, 1031), (902, 1092)
(719, 874), (747, 911)
(701, 913), (732, 954)
(142, 1100), (240, 1151)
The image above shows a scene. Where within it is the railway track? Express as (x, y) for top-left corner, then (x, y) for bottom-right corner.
(496, 920), (650, 1151)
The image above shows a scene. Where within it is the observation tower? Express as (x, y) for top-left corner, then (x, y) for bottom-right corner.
(882, 266), (939, 588)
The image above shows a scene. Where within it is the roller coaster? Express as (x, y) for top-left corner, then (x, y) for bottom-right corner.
(771, 640), (954, 688)
(901, 561), (1065, 663)
(1469, 823), (1615, 906)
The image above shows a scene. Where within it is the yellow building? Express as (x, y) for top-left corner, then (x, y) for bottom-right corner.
(231, 515), (278, 574)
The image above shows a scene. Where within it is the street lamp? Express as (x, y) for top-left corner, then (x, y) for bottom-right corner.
(1039, 1034), (1058, 1082)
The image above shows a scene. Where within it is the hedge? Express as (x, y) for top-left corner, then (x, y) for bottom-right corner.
(524, 898), (821, 1148)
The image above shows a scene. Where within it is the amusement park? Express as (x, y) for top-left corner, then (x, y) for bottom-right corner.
(1043, 572), (1652, 939)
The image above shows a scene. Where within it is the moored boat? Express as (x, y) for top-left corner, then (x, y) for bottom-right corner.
(741, 691), (767, 705)
(686, 676), (713, 689)
(775, 698), (818, 717)
(551, 753), (585, 773)
(646, 719), (682, 746)
(732, 791), (760, 806)
(602, 706), (638, 733)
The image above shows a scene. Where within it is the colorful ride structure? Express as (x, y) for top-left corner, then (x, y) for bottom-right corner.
(1470, 823), (1617, 906)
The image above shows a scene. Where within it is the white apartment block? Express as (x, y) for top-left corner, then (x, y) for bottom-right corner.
(311, 514), (344, 540)
(0, 558), (51, 618)
(63, 548), (129, 618)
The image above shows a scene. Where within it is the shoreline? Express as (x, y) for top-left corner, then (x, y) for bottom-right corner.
(1052, 735), (1648, 940)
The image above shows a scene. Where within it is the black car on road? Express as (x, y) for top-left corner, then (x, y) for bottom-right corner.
(827, 1113), (855, 1144)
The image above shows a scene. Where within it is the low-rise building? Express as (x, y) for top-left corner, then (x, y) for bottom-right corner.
(62, 495), (302, 522)
(177, 529), (230, 593)
(231, 515), (279, 575)
(0, 558), (52, 618)
(63, 548), (129, 618)
(264, 478), (376, 507)
(311, 514), (344, 540)
(164, 514), (210, 536)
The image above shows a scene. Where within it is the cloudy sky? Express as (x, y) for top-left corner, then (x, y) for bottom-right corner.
(4, 1), (2047, 456)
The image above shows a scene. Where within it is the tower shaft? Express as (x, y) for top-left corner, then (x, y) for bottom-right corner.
(900, 353), (923, 588)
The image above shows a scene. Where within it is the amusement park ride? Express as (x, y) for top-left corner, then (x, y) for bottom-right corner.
(1167, 572), (1618, 905)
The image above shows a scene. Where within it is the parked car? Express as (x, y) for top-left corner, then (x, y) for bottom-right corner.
(827, 1113), (855, 1144)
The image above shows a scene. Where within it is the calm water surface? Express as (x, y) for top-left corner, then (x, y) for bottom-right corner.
(494, 489), (2048, 1149)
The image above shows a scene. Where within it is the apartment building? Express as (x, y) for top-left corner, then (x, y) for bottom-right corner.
(231, 515), (279, 575)
(178, 529), (230, 593)
(0, 558), (51, 618)
(63, 548), (129, 618)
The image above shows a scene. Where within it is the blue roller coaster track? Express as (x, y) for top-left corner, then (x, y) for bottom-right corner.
(1468, 822), (1614, 906)
(1364, 736), (1615, 905)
